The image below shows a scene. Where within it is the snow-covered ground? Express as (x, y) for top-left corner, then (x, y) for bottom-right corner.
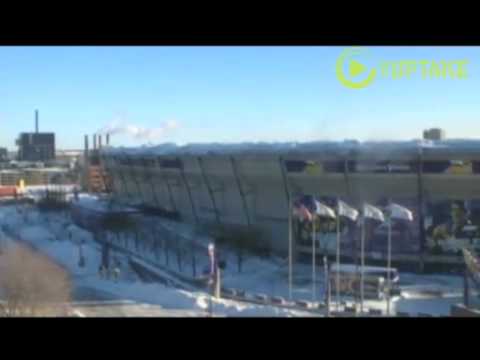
(0, 203), (316, 317)
(0, 194), (476, 316)
(101, 205), (472, 316)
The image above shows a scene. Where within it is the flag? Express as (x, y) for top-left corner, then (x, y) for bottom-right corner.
(293, 200), (313, 222)
(293, 195), (334, 221)
(386, 203), (413, 222)
(363, 203), (385, 223)
(299, 195), (335, 219)
(337, 200), (359, 222)
(314, 200), (336, 219)
(299, 195), (317, 214)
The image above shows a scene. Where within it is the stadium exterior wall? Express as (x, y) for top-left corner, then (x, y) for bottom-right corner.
(101, 149), (480, 257)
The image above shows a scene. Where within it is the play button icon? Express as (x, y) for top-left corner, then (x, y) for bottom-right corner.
(336, 47), (377, 89)
(349, 60), (367, 78)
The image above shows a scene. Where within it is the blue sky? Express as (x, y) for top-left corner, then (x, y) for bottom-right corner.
(0, 46), (479, 150)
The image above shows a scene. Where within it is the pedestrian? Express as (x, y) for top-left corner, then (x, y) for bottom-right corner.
(113, 266), (120, 282)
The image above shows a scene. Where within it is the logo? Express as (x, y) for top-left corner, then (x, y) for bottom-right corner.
(336, 47), (377, 89)
(336, 47), (469, 89)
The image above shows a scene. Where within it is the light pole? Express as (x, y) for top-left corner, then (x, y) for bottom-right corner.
(324, 255), (330, 316)
(386, 215), (392, 316)
(288, 197), (293, 301)
(360, 213), (365, 315)
(312, 218), (316, 302)
(335, 213), (340, 312)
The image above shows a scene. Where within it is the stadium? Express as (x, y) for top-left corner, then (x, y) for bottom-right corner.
(100, 139), (480, 268)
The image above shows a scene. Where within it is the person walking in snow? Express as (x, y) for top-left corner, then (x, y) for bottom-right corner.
(113, 266), (120, 282)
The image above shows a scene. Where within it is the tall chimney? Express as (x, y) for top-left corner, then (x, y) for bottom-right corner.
(106, 133), (110, 146)
(84, 135), (89, 155)
(84, 134), (90, 192)
(35, 110), (39, 133)
(93, 134), (97, 150)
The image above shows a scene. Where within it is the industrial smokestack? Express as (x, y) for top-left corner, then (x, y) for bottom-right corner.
(93, 134), (97, 150)
(106, 133), (110, 146)
(84, 134), (89, 157)
(35, 110), (39, 133)
(84, 134), (90, 193)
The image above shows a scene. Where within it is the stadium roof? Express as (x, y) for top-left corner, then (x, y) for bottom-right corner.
(103, 139), (480, 161)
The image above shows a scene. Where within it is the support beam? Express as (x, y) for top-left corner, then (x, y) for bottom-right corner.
(157, 158), (177, 213)
(416, 150), (426, 272)
(279, 156), (291, 208)
(98, 152), (111, 194)
(343, 154), (359, 307)
(142, 157), (161, 209)
(279, 156), (295, 276)
(178, 157), (199, 224)
(198, 156), (221, 225)
(127, 156), (147, 206)
(118, 155), (132, 202)
(343, 157), (353, 201)
(230, 156), (251, 227)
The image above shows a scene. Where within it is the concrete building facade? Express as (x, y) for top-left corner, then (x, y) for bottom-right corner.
(100, 141), (480, 264)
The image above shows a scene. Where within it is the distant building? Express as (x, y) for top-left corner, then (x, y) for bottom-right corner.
(55, 149), (83, 169)
(17, 133), (56, 161)
(423, 128), (446, 141)
(0, 147), (7, 162)
(0, 167), (69, 186)
(16, 110), (56, 162)
(0, 169), (22, 186)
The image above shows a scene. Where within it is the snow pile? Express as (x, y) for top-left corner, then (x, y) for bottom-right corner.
(72, 195), (138, 214)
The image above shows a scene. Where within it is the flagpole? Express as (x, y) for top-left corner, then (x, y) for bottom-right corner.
(336, 212), (340, 312)
(360, 212), (365, 315)
(387, 216), (392, 316)
(312, 217), (316, 302)
(324, 255), (330, 316)
(288, 197), (292, 301)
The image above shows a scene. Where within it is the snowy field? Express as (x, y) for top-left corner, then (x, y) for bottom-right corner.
(0, 203), (316, 317)
(0, 194), (475, 316)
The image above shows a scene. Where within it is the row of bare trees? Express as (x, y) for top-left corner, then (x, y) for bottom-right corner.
(97, 211), (272, 278)
(97, 213), (211, 277)
(210, 224), (269, 273)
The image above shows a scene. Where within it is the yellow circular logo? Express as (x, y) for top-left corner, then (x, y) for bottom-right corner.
(336, 47), (377, 89)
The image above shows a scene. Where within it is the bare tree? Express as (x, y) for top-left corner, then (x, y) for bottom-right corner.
(0, 245), (71, 317)
(213, 225), (267, 273)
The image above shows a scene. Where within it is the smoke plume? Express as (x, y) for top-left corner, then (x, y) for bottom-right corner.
(97, 119), (179, 141)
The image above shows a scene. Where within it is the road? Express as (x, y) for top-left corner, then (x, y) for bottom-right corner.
(69, 285), (208, 317)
